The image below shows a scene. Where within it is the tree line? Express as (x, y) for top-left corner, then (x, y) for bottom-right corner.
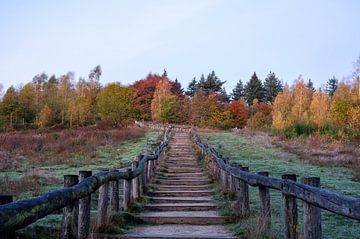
(0, 62), (359, 139)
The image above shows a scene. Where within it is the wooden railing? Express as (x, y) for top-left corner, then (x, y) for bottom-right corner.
(191, 127), (360, 239)
(135, 120), (191, 132)
(0, 126), (172, 239)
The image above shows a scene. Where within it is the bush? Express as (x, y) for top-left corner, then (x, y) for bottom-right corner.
(247, 112), (272, 130)
(293, 123), (315, 136)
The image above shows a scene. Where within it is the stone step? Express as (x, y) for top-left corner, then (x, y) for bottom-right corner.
(135, 211), (228, 225)
(153, 185), (210, 191)
(145, 203), (216, 211)
(147, 196), (213, 204)
(150, 190), (214, 197)
(155, 179), (210, 186)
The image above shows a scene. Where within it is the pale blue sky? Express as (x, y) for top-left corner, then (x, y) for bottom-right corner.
(1, 0), (360, 93)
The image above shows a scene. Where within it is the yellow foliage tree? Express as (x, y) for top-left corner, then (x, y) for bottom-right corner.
(309, 91), (330, 127)
(272, 84), (292, 130)
(151, 79), (172, 122)
(290, 76), (313, 124)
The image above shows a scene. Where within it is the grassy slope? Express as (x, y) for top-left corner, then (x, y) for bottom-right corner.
(0, 131), (158, 200)
(6, 131), (159, 238)
(200, 132), (360, 239)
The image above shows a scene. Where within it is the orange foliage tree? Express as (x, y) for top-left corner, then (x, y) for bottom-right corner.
(226, 100), (248, 128)
(130, 74), (162, 120)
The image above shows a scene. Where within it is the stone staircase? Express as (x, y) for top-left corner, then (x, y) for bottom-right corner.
(125, 132), (237, 239)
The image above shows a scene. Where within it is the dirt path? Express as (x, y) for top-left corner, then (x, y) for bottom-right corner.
(125, 132), (237, 239)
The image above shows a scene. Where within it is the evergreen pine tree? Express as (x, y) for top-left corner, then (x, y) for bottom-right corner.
(263, 71), (283, 103)
(197, 71), (225, 94)
(185, 77), (198, 97)
(326, 76), (338, 96)
(307, 78), (315, 92)
(162, 69), (168, 78)
(231, 79), (244, 100)
(244, 72), (264, 105)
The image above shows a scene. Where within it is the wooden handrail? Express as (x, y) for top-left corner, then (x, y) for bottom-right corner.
(0, 126), (172, 233)
(191, 127), (360, 220)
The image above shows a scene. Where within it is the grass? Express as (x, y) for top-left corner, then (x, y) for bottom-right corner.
(199, 132), (360, 239)
(2, 127), (161, 238)
(0, 127), (159, 200)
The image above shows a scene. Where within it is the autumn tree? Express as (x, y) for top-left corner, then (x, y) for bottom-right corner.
(263, 71), (282, 103)
(330, 82), (353, 127)
(96, 83), (137, 126)
(231, 79), (245, 100)
(151, 78), (172, 121)
(289, 76), (313, 124)
(244, 72), (264, 104)
(191, 92), (221, 127)
(272, 84), (293, 130)
(18, 83), (36, 124)
(0, 86), (20, 128)
(309, 91), (330, 127)
(247, 101), (273, 130)
(158, 95), (181, 123)
(226, 100), (248, 128)
(131, 74), (162, 120)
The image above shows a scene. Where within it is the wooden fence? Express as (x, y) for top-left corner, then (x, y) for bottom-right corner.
(0, 126), (172, 239)
(135, 120), (191, 132)
(191, 127), (360, 239)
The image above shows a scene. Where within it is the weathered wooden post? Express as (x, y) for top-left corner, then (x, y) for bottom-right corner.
(301, 177), (321, 239)
(61, 175), (79, 239)
(235, 166), (250, 217)
(282, 174), (298, 239)
(109, 170), (120, 213)
(78, 171), (92, 239)
(258, 172), (271, 228)
(0, 194), (15, 239)
(123, 169), (132, 211)
(228, 168), (235, 196)
(132, 160), (140, 200)
(97, 170), (109, 228)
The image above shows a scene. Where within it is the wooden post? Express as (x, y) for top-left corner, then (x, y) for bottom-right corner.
(228, 171), (235, 195)
(123, 169), (132, 211)
(97, 171), (109, 228)
(132, 161), (139, 200)
(235, 167), (250, 217)
(258, 172), (271, 228)
(61, 175), (79, 239)
(110, 170), (120, 213)
(78, 171), (92, 239)
(301, 177), (321, 239)
(282, 174), (298, 239)
(0, 194), (15, 239)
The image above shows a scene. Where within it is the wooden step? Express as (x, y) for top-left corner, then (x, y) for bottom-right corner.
(156, 176), (208, 181)
(156, 179), (210, 186)
(147, 196), (212, 204)
(135, 211), (228, 225)
(158, 172), (205, 178)
(164, 169), (202, 173)
(150, 190), (214, 197)
(153, 185), (210, 191)
(145, 203), (216, 211)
